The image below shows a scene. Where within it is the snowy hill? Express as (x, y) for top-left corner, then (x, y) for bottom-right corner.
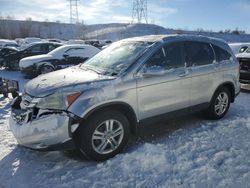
(83, 23), (176, 40)
(1, 20), (250, 43)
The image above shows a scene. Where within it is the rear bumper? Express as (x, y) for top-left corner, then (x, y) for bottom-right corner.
(9, 97), (78, 151)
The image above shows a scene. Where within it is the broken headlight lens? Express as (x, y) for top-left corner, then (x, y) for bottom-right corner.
(36, 92), (80, 110)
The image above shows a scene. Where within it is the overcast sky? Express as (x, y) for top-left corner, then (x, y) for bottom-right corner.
(0, 0), (250, 33)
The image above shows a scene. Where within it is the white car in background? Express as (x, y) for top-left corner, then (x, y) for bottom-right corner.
(19, 44), (100, 76)
(229, 43), (250, 55)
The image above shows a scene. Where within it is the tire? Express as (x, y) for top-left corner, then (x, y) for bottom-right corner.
(205, 87), (231, 120)
(76, 110), (130, 161)
(39, 65), (54, 75)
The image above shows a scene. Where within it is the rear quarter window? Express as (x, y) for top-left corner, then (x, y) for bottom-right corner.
(212, 45), (232, 62)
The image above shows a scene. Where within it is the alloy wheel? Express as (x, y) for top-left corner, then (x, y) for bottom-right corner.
(91, 119), (124, 155)
(214, 92), (229, 116)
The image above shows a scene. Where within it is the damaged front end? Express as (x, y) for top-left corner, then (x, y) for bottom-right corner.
(9, 94), (80, 151)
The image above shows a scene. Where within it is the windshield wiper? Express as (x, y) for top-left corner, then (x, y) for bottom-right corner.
(81, 65), (102, 74)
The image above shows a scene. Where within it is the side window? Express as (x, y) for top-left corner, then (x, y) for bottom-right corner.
(48, 44), (57, 51)
(239, 46), (248, 53)
(185, 42), (214, 66)
(65, 48), (85, 57)
(164, 42), (184, 69)
(29, 44), (42, 53)
(41, 44), (49, 53)
(145, 48), (166, 69)
(212, 45), (232, 62)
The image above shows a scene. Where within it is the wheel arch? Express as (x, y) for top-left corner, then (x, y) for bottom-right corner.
(37, 62), (55, 72)
(82, 102), (139, 135)
(212, 82), (236, 103)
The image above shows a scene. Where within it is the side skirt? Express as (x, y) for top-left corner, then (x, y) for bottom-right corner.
(139, 103), (210, 126)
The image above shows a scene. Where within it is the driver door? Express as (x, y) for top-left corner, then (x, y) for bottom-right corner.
(136, 42), (191, 120)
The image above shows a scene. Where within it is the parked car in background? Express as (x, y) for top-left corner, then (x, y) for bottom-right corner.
(229, 43), (250, 55)
(10, 35), (240, 161)
(3, 42), (61, 70)
(19, 44), (100, 76)
(0, 39), (19, 49)
(0, 47), (19, 66)
(236, 47), (250, 84)
(46, 38), (64, 43)
(65, 39), (86, 45)
(19, 37), (43, 49)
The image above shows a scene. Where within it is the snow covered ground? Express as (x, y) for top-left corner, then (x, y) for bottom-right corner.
(0, 70), (250, 188)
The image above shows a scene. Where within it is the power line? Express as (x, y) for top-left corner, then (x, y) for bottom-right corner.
(132, 0), (148, 24)
(68, 0), (80, 24)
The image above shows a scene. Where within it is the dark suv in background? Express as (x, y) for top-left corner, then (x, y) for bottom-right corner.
(3, 42), (61, 70)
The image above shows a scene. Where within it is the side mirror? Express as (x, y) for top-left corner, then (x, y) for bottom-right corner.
(139, 66), (166, 77)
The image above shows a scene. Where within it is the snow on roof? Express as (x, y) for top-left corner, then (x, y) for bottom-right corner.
(121, 34), (232, 55)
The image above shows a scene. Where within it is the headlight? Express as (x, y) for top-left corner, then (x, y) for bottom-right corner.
(36, 92), (81, 110)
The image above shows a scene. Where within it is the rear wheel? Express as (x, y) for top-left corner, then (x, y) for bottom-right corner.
(40, 65), (54, 74)
(205, 87), (231, 119)
(76, 110), (130, 161)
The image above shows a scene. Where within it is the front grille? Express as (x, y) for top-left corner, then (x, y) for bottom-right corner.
(238, 58), (250, 71)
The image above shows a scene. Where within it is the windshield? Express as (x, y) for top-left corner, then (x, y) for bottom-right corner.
(80, 41), (150, 76)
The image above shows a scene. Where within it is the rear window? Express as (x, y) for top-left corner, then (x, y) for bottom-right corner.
(185, 41), (214, 66)
(212, 45), (232, 62)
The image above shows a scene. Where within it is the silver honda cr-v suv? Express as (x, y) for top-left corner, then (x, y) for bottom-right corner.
(10, 35), (240, 161)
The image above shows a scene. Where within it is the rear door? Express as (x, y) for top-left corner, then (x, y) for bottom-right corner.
(136, 42), (191, 120)
(184, 41), (217, 106)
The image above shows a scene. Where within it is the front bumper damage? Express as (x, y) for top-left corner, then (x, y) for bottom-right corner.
(9, 96), (79, 151)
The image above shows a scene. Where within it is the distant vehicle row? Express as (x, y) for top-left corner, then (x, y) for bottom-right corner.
(20, 44), (100, 75)
(0, 41), (100, 76)
(0, 37), (113, 50)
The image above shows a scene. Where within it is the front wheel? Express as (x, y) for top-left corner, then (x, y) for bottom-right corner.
(205, 87), (231, 120)
(75, 110), (130, 161)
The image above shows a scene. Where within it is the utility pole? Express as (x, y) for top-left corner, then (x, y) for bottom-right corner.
(132, 0), (148, 24)
(68, 0), (80, 24)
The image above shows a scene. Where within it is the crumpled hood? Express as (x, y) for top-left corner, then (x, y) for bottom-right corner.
(19, 54), (53, 68)
(25, 66), (115, 97)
